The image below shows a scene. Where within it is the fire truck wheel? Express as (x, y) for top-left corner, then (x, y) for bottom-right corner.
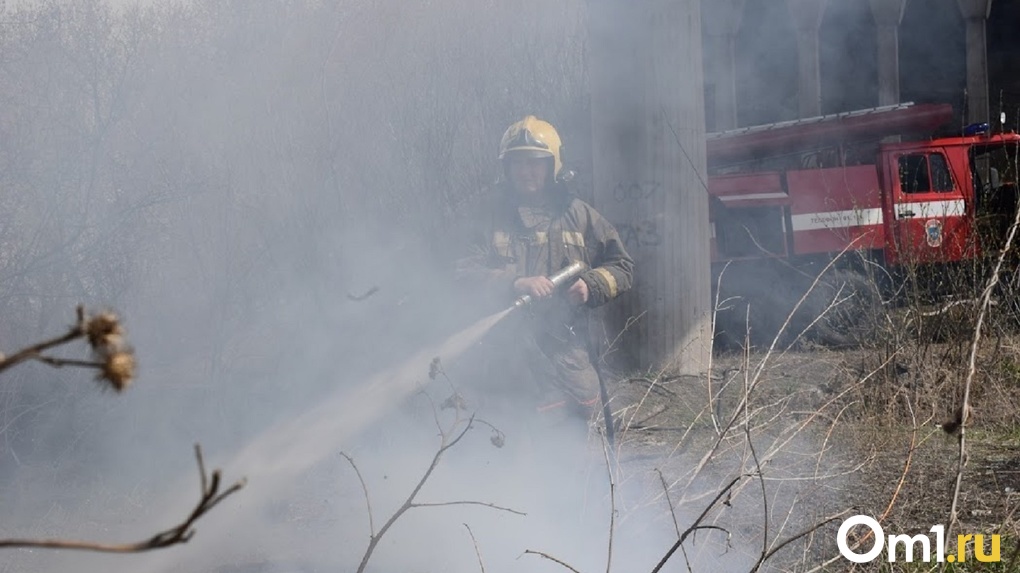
(812, 270), (883, 347)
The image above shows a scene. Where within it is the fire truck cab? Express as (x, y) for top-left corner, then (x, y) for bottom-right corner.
(705, 103), (1020, 346)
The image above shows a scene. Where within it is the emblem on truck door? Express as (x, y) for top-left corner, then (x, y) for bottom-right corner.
(925, 219), (944, 247)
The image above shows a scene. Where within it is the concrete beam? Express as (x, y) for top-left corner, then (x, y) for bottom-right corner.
(957, 0), (993, 123)
(957, 0), (992, 19)
(785, 0), (827, 117)
(702, 0), (747, 130)
(589, 0), (712, 372)
(869, 0), (908, 106)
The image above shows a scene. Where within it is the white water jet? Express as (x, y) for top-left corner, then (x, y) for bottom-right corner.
(132, 307), (514, 572)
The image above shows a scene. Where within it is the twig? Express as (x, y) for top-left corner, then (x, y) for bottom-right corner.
(0, 444), (244, 553)
(463, 524), (486, 573)
(918, 297), (984, 317)
(520, 549), (583, 573)
(598, 310), (647, 365)
(679, 544), (695, 573)
(196, 443), (209, 496)
(601, 433), (615, 573)
(812, 399), (856, 475)
(663, 107), (709, 193)
(621, 368), (671, 438)
(708, 261), (732, 437)
(0, 306), (135, 391)
(629, 404), (670, 427)
(878, 400), (932, 524)
(754, 240), (861, 383)
(340, 452), (375, 537)
(651, 476), (742, 573)
(624, 377), (675, 398)
(347, 286), (380, 301)
(0, 323), (84, 375)
(32, 356), (103, 369)
(471, 418), (506, 449)
(354, 411), (523, 573)
(749, 511), (851, 573)
(656, 468), (681, 538)
(356, 417), (474, 573)
(744, 406), (768, 569)
(410, 501), (525, 516)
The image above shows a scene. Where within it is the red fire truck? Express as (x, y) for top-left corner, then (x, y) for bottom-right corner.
(706, 103), (1020, 346)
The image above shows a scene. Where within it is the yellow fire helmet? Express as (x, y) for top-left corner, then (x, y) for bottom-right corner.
(498, 115), (563, 181)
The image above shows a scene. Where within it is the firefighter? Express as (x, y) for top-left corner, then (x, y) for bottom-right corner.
(455, 115), (634, 423)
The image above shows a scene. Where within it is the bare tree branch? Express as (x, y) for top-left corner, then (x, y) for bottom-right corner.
(651, 475), (742, 573)
(355, 412), (524, 573)
(0, 319), (85, 375)
(0, 444), (244, 553)
(0, 306), (135, 391)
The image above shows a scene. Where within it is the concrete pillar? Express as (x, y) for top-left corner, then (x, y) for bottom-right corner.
(869, 0), (908, 106)
(956, 0), (993, 124)
(703, 0), (747, 131)
(785, 0), (827, 118)
(588, 0), (712, 373)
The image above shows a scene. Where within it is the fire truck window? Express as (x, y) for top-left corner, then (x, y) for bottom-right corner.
(929, 153), (954, 192)
(716, 206), (785, 258)
(972, 143), (1019, 192)
(899, 154), (930, 193)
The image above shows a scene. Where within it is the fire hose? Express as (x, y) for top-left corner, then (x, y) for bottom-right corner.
(510, 260), (588, 309)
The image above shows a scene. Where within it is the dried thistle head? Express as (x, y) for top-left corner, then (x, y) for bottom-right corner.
(98, 349), (135, 392)
(428, 357), (442, 381)
(85, 312), (124, 351)
(490, 430), (505, 449)
(440, 392), (468, 411)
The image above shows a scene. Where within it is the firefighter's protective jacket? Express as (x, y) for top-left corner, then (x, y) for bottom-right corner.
(454, 183), (634, 414)
(456, 183), (634, 310)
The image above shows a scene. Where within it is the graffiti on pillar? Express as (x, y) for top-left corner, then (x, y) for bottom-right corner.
(610, 180), (663, 247)
(613, 181), (661, 202)
(618, 220), (662, 248)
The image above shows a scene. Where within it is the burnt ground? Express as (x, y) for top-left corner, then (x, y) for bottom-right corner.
(605, 345), (1020, 571)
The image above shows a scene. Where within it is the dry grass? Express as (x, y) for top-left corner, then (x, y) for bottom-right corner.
(599, 246), (1020, 571)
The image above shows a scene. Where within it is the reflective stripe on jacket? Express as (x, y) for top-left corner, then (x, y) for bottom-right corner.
(456, 183), (634, 310)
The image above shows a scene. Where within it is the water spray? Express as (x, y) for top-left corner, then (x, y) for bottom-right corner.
(511, 260), (587, 310)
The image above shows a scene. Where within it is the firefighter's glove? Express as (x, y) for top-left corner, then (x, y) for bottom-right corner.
(566, 278), (589, 305)
(513, 276), (555, 299)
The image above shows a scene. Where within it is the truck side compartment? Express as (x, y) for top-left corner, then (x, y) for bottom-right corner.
(703, 103), (1020, 348)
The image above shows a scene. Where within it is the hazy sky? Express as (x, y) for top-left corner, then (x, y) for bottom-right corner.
(6, 0), (156, 7)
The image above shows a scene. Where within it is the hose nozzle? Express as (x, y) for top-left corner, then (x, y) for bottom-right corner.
(512, 260), (587, 309)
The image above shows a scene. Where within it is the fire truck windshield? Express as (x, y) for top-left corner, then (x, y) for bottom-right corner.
(971, 142), (1020, 242)
(971, 142), (1019, 197)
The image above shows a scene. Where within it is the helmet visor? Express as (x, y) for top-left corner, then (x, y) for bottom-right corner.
(504, 149), (553, 160)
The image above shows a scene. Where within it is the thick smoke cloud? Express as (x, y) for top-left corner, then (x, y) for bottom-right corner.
(0, 1), (630, 571)
(2, 0), (1017, 571)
